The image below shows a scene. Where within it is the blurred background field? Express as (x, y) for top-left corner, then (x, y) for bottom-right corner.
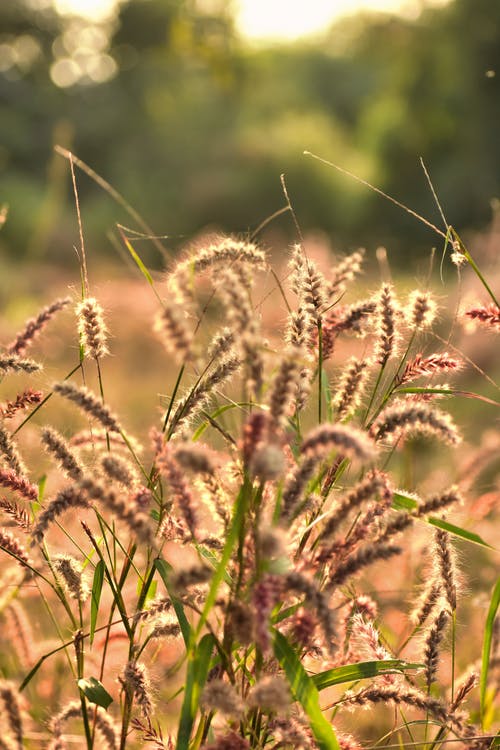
(0, 0), (499, 272)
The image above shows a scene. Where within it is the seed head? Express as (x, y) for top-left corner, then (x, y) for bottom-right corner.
(333, 357), (372, 419)
(41, 426), (84, 481)
(0, 679), (24, 748)
(155, 304), (193, 364)
(53, 381), (122, 433)
(248, 675), (291, 714)
(0, 388), (43, 420)
(76, 297), (109, 359)
(200, 679), (244, 717)
(7, 297), (71, 356)
(371, 400), (460, 446)
(465, 303), (500, 331)
(53, 554), (90, 602)
(301, 423), (377, 463)
(406, 290), (438, 329)
(121, 661), (154, 717)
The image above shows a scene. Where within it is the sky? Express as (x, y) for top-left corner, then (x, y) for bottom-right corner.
(52, 0), (449, 39)
(234, 0), (438, 40)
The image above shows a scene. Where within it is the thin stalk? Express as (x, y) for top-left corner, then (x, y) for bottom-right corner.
(75, 630), (93, 749)
(12, 362), (82, 436)
(451, 609), (456, 703)
(317, 320), (323, 423)
(363, 360), (388, 427)
(162, 364), (186, 433)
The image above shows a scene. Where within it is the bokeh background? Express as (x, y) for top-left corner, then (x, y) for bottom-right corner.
(1, 0), (499, 272)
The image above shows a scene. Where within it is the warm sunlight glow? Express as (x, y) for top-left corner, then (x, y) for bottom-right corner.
(53, 0), (121, 22)
(234, 0), (449, 40)
(54, 0), (450, 37)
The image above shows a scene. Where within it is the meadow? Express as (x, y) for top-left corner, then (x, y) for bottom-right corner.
(0, 155), (499, 749)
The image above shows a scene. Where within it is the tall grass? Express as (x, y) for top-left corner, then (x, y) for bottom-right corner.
(0, 165), (499, 749)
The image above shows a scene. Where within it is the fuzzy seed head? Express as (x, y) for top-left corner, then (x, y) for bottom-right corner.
(301, 423), (377, 463)
(200, 679), (244, 717)
(371, 400), (460, 446)
(333, 357), (372, 419)
(121, 661), (153, 717)
(53, 554), (90, 602)
(248, 675), (291, 714)
(155, 304), (193, 363)
(406, 290), (438, 329)
(250, 444), (286, 481)
(375, 283), (398, 364)
(76, 297), (109, 359)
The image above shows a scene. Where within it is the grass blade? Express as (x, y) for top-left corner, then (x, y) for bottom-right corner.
(196, 479), (251, 637)
(176, 633), (215, 750)
(78, 676), (113, 709)
(312, 659), (422, 692)
(273, 629), (340, 750)
(154, 558), (192, 647)
(480, 576), (500, 728)
(393, 492), (493, 549)
(427, 517), (494, 550)
(90, 559), (105, 646)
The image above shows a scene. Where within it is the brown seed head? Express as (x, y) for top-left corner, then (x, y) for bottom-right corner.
(7, 297), (71, 356)
(248, 675), (291, 714)
(76, 297), (109, 359)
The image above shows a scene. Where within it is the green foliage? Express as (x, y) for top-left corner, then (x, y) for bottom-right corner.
(1, 0), (499, 263)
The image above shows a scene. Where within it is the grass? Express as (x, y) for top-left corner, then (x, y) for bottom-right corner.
(0, 156), (499, 749)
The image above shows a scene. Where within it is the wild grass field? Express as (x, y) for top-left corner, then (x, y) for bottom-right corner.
(0, 156), (499, 749)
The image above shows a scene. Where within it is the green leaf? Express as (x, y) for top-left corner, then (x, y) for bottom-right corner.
(312, 660), (422, 691)
(273, 630), (340, 750)
(191, 401), (253, 441)
(195, 544), (233, 586)
(78, 676), (113, 709)
(122, 236), (154, 287)
(137, 575), (157, 603)
(393, 492), (493, 549)
(480, 576), (500, 728)
(392, 492), (420, 512)
(176, 633), (215, 750)
(37, 474), (47, 504)
(196, 478), (251, 637)
(427, 517), (494, 550)
(154, 558), (191, 647)
(90, 560), (105, 646)
(322, 367), (333, 422)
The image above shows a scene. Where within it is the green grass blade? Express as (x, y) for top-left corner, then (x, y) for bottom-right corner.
(176, 633), (215, 750)
(322, 366), (333, 422)
(273, 630), (340, 750)
(196, 479), (250, 637)
(78, 676), (113, 709)
(191, 401), (254, 441)
(121, 235), (154, 287)
(154, 558), (191, 647)
(427, 517), (494, 550)
(480, 576), (500, 728)
(393, 492), (493, 549)
(90, 559), (105, 646)
(392, 493), (420, 511)
(312, 660), (422, 691)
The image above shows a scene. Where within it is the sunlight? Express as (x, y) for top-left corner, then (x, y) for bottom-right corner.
(53, 0), (449, 38)
(235, 0), (412, 40)
(53, 0), (122, 22)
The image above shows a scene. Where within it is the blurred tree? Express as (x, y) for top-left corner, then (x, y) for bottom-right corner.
(0, 0), (498, 265)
